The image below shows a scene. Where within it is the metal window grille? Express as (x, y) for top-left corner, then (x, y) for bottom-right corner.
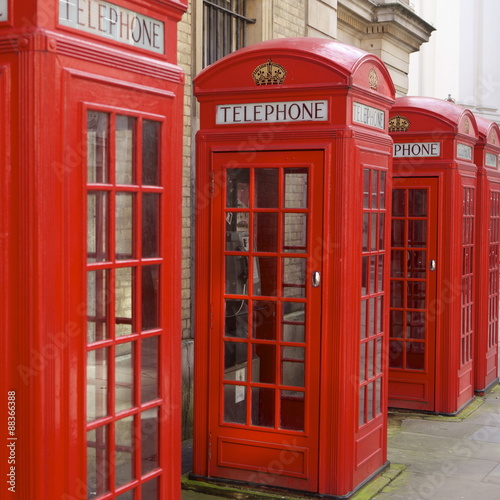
(203, 0), (256, 67)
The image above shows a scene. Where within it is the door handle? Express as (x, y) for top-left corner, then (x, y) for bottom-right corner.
(429, 260), (437, 272)
(312, 271), (321, 287)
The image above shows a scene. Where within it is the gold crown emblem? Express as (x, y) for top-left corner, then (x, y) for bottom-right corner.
(389, 114), (411, 132)
(368, 68), (378, 90)
(252, 59), (287, 85)
(464, 117), (470, 134)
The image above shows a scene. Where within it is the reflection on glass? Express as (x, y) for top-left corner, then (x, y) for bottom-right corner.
(409, 189), (427, 217)
(371, 169), (379, 209)
(141, 336), (159, 404)
(391, 250), (404, 278)
(368, 340), (374, 379)
(115, 342), (134, 412)
(390, 310), (404, 338)
(362, 213), (369, 252)
(224, 299), (248, 338)
(284, 168), (308, 208)
(142, 120), (160, 186)
(225, 253), (249, 295)
(407, 342), (425, 370)
(141, 407), (158, 474)
(87, 269), (107, 343)
(283, 213), (307, 253)
(87, 191), (108, 262)
(252, 387), (275, 427)
(407, 311), (425, 339)
(255, 257), (276, 296)
(408, 220), (427, 248)
(116, 490), (134, 500)
(371, 212), (378, 251)
(377, 255), (384, 293)
(142, 478), (158, 500)
(380, 172), (386, 209)
(224, 385), (246, 424)
(360, 299), (367, 339)
(361, 256), (368, 295)
(389, 340), (404, 368)
(254, 212), (278, 252)
(142, 265), (159, 331)
(116, 267), (134, 336)
(407, 281), (426, 309)
(390, 280), (403, 308)
(115, 115), (136, 185)
(282, 303), (305, 342)
(87, 427), (109, 497)
(280, 390), (304, 431)
(115, 416), (135, 487)
(252, 344), (276, 383)
(392, 189), (405, 216)
(363, 169), (370, 209)
(87, 348), (108, 421)
(116, 193), (134, 259)
(224, 341), (247, 376)
(369, 256), (376, 294)
(226, 169), (250, 208)
(255, 169), (279, 207)
(282, 361), (305, 387)
(367, 382), (374, 421)
(87, 111), (109, 184)
(407, 250), (426, 278)
(252, 301), (276, 340)
(376, 337), (383, 374)
(142, 193), (160, 258)
(360, 343), (366, 382)
(283, 258), (306, 298)
(359, 386), (366, 426)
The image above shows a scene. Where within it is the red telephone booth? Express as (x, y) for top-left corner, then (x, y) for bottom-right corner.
(473, 116), (500, 394)
(388, 96), (479, 414)
(193, 38), (395, 498)
(0, 1), (186, 499)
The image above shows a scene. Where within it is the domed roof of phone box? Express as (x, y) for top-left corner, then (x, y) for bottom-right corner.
(194, 37), (395, 100)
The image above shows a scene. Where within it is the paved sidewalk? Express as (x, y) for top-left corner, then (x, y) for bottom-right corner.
(182, 384), (500, 499)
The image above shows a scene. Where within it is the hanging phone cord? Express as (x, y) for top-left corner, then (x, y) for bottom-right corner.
(226, 284), (247, 318)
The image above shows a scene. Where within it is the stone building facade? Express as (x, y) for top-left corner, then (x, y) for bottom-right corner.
(178, 0), (434, 437)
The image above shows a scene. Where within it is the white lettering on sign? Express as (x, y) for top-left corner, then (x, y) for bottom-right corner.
(457, 143), (472, 160)
(216, 100), (328, 125)
(0, 0), (7, 21)
(58, 0), (164, 54)
(353, 102), (385, 130)
(393, 142), (441, 158)
(486, 152), (498, 168)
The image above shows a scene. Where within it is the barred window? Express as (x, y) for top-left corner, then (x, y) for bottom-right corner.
(203, 0), (256, 67)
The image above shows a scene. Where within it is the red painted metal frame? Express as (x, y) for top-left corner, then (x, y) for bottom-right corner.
(389, 96), (479, 415)
(473, 116), (500, 394)
(0, 1), (186, 498)
(193, 38), (395, 498)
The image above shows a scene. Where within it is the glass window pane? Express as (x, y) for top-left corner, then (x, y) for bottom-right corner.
(87, 269), (108, 343)
(408, 220), (427, 248)
(379, 213), (385, 250)
(141, 407), (158, 474)
(363, 169), (370, 208)
(252, 387), (275, 427)
(407, 342), (425, 370)
(368, 340), (374, 378)
(389, 341), (404, 368)
(252, 301), (276, 340)
(224, 385), (246, 424)
(409, 189), (427, 217)
(142, 193), (160, 258)
(142, 478), (158, 500)
(282, 361), (305, 387)
(377, 255), (384, 293)
(283, 258), (306, 298)
(390, 310), (404, 338)
(407, 281), (426, 309)
(226, 213), (249, 242)
(362, 213), (369, 252)
(226, 169), (250, 208)
(376, 338), (383, 375)
(392, 189), (406, 216)
(224, 341), (247, 376)
(283, 213), (307, 253)
(282, 303), (305, 343)
(224, 300), (248, 338)
(142, 120), (160, 186)
(371, 213), (378, 251)
(360, 299), (367, 339)
(380, 172), (386, 209)
(284, 168), (308, 209)
(280, 390), (304, 431)
(391, 250), (405, 278)
(367, 382), (374, 420)
(252, 344), (276, 384)
(87, 111), (109, 184)
(87, 191), (108, 263)
(255, 168), (279, 208)
(377, 296), (384, 334)
(141, 336), (159, 404)
(226, 254), (249, 295)
(87, 427), (109, 497)
(390, 280), (403, 308)
(254, 212), (278, 252)
(116, 267), (134, 336)
(361, 256), (368, 296)
(391, 219), (405, 247)
(87, 348), (108, 421)
(407, 250), (426, 278)
(371, 169), (379, 208)
(255, 257), (277, 297)
(407, 311), (426, 339)
(115, 115), (136, 185)
(116, 193), (134, 260)
(115, 342), (134, 412)
(142, 264), (159, 331)
(369, 256), (376, 294)
(115, 416), (135, 488)
(360, 343), (366, 382)
(359, 386), (366, 426)
(116, 490), (134, 500)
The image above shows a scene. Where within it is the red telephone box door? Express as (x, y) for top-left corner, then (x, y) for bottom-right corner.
(389, 177), (438, 411)
(207, 150), (323, 491)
